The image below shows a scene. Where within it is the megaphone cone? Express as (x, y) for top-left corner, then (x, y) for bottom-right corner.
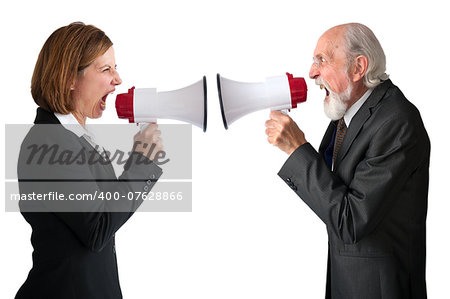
(217, 73), (307, 129)
(116, 76), (207, 132)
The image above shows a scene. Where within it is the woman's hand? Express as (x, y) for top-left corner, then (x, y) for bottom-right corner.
(133, 123), (163, 161)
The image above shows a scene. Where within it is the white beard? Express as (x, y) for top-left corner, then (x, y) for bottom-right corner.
(316, 78), (353, 121)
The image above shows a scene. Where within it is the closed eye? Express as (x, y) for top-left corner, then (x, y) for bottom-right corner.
(102, 65), (118, 73)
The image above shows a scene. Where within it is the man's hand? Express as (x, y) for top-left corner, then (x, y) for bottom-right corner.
(265, 111), (306, 155)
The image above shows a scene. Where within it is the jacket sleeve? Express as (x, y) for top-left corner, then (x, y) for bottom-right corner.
(278, 114), (429, 244)
(52, 152), (162, 252)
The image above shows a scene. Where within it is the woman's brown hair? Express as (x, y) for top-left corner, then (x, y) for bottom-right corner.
(31, 22), (113, 113)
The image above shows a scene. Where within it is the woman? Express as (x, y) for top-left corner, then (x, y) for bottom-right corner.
(16, 22), (162, 299)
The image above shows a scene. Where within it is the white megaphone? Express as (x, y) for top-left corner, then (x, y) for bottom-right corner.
(116, 76), (207, 132)
(217, 73), (307, 129)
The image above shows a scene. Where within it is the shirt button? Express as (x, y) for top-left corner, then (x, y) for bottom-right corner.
(143, 185), (149, 192)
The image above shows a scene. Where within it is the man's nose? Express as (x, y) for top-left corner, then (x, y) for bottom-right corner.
(309, 63), (319, 79)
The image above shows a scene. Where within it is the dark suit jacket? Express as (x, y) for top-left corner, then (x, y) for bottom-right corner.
(278, 80), (430, 299)
(15, 108), (162, 299)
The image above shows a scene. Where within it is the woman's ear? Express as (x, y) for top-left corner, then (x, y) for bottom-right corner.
(70, 78), (76, 91)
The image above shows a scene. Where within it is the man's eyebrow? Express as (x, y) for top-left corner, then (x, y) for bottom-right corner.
(323, 49), (335, 61)
(315, 52), (331, 61)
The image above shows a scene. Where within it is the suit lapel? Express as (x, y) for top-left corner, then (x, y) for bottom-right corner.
(34, 107), (117, 179)
(333, 80), (393, 170)
(78, 136), (117, 179)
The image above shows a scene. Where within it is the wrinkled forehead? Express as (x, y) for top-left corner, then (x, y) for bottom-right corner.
(314, 28), (347, 62)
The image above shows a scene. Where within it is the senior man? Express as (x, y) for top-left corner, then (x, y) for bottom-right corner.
(265, 23), (430, 299)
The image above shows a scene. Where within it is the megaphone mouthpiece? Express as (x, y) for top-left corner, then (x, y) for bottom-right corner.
(286, 73), (307, 108)
(116, 87), (135, 123)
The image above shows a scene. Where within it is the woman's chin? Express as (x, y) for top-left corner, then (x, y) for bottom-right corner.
(90, 109), (104, 119)
(93, 101), (106, 118)
(95, 111), (104, 119)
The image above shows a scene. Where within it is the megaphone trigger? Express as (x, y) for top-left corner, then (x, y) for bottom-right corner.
(138, 121), (157, 133)
(270, 108), (289, 115)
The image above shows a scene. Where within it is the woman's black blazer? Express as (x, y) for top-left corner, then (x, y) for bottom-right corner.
(15, 108), (162, 299)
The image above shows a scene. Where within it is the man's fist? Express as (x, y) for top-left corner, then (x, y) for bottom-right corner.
(265, 111), (306, 155)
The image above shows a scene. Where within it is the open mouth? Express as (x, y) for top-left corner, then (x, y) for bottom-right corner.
(100, 90), (115, 111)
(320, 84), (330, 97)
(100, 94), (108, 110)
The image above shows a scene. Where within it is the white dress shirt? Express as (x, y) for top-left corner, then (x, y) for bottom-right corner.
(54, 113), (107, 159)
(343, 88), (373, 127)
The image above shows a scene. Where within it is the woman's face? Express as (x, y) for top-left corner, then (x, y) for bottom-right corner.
(71, 46), (122, 123)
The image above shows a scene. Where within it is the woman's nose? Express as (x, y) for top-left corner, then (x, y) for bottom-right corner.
(112, 70), (122, 86)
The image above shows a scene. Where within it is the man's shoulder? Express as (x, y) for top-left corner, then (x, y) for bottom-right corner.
(366, 80), (429, 152)
(371, 80), (423, 124)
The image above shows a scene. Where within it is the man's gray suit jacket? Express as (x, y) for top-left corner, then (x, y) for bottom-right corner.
(278, 80), (430, 299)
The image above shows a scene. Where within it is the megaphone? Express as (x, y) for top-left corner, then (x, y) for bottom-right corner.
(116, 76), (207, 132)
(217, 73), (307, 129)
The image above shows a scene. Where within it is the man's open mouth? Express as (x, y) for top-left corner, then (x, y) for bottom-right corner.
(320, 84), (330, 97)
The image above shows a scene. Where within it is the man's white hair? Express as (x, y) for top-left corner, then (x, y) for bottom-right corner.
(343, 23), (389, 88)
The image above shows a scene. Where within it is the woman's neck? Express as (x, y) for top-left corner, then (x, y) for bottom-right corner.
(71, 111), (86, 128)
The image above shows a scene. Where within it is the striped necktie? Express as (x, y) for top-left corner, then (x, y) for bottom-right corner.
(333, 118), (347, 166)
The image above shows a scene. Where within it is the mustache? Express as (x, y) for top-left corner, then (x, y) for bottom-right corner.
(315, 77), (331, 97)
(315, 77), (331, 90)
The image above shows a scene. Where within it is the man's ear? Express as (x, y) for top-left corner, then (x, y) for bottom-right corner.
(351, 55), (368, 82)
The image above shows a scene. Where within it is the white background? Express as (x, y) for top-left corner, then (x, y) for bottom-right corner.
(1, 0), (449, 298)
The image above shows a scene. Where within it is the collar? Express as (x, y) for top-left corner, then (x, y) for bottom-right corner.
(344, 88), (373, 127)
(54, 112), (99, 148)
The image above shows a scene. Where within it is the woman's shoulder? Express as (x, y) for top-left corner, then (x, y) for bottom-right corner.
(23, 122), (80, 150)
(19, 113), (84, 171)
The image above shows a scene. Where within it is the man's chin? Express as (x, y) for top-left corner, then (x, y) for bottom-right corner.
(324, 97), (347, 120)
(324, 112), (343, 121)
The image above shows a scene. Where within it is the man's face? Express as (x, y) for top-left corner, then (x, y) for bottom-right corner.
(309, 29), (353, 120)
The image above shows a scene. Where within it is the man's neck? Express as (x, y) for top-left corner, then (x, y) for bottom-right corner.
(347, 83), (368, 111)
